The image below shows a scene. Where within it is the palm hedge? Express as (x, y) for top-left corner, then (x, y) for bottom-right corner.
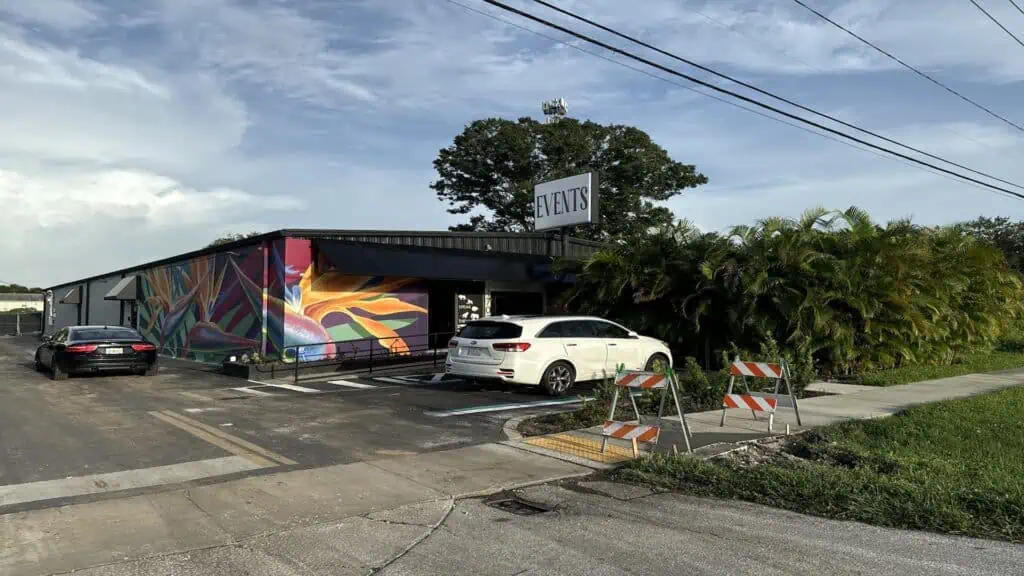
(560, 207), (1024, 377)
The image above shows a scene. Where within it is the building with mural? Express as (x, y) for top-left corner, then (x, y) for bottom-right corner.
(42, 230), (602, 363)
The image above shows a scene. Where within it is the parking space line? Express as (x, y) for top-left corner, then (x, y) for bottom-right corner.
(0, 456), (263, 508)
(431, 373), (445, 382)
(424, 397), (593, 417)
(232, 386), (277, 397)
(158, 411), (298, 466)
(373, 376), (413, 385)
(328, 379), (376, 389)
(149, 411), (278, 468)
(260, 382), (321, 393)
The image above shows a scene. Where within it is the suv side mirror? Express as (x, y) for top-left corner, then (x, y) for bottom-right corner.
(627, 331), (639, 338)
(40, 334), (52, 343)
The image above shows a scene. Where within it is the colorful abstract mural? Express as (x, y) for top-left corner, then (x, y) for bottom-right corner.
(259, 238), (429, 362)
(138, 245), (265, 361)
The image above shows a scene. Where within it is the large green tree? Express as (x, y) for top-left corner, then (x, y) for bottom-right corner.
(959, 216), (1024, 273)
(431, 117), (707, 241)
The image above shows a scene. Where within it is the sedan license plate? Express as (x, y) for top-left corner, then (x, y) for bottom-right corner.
(105, 347), (124, 355)
(461, 347), (485, 357)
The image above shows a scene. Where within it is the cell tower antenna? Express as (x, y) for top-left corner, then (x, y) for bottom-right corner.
(541, 98), (568, 123)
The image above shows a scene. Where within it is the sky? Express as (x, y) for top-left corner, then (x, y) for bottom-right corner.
(3, 0), (1024, 287)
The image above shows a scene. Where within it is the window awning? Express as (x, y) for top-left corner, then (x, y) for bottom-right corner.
(104, 276), (138, 301)
(59, 286), (81, 305)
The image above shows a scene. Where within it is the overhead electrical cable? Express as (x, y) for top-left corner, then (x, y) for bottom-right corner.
(445, 0), (1012, 194)
(791, 0), (1024, 135)
(969, 0), (1024, 50)
(522, 0), (1024, 193)
(473, 0), (1024, 199)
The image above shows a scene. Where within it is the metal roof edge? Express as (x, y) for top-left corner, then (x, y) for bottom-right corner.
(45, 228), (609, 291)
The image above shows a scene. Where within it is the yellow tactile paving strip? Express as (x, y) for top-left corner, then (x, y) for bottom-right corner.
(525, 432), (637, 464)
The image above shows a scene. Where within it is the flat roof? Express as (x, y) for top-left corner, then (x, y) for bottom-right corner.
(46, 228), (606, 290)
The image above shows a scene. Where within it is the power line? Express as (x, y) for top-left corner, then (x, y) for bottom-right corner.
(445, 0), (997, 192)
(689, 3), (1002, 155)
(475, 0), (1024, 200)
(521, 0), (1024, 194)
(791, 0), (1024, 135)
(528, 0), (1024, 191)
(969, 0), (1024, 49)
(1011, 0), (1024, 18)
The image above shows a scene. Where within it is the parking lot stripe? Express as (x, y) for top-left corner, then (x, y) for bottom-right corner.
(149, 411), (278, 468)
(431, 373), (445, 382)
(0, 456), (263, 508)
(328, 379), (376, 389)
(424, 397), (593, 417)
(372, 376), (413, 385)
(232, 386), (277, 397)
(158, 411), (298, 466)
(260, 382), (321, 393)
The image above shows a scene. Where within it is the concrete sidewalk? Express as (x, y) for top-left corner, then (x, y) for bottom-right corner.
(511, 370), (1024, 463)
(0, 443), (591, 576)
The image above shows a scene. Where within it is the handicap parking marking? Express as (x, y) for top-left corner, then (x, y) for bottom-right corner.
(424, 396), (594, 418)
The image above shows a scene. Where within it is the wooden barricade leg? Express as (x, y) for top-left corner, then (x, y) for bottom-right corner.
(627, 387), (643, 423)
(720, 373), (735, 426)
(740, 376), (758, 420)
(600, 386), (621, 454)
(769, 376), (781, 433)
(784, 360), (802, 427)
(669, 374), (692, 454)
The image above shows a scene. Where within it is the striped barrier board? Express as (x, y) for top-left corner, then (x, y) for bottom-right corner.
(722, 393), (777, 413)
(614, 371), (668, 389)
(729, 361), (784, 379)
(602, 420), (660, 442)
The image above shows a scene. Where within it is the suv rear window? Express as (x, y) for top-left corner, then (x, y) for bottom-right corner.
(458, 322), (523, 340)
(71, 328), (141, 341)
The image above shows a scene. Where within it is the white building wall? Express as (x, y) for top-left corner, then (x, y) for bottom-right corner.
(87, 276), (123, 326)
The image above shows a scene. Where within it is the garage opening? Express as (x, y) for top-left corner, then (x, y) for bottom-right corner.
(490, 291), (544, 317)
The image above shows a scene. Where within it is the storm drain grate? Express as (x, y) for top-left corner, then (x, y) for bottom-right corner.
(484, 494), (553, 516)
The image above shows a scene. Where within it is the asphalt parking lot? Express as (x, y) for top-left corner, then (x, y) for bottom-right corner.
(0, 335), (597, 514)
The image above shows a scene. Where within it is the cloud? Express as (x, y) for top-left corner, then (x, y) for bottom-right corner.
(0, 0), (100, 31)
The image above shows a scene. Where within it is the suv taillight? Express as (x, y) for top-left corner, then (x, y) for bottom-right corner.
(448, 339), (458, 348)
(492, 342), (531, 352)
(131, 343), (157, 352)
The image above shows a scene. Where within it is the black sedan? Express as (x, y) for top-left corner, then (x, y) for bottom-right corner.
(35, 326), (159, 381)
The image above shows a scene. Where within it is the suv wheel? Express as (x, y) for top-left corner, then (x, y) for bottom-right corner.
(541, 361), (575, 396)
(645, 353), (670, 374)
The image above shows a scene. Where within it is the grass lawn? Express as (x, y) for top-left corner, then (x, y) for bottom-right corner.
(859, 350), (1024, 386)
(614, 386), (1024, 542)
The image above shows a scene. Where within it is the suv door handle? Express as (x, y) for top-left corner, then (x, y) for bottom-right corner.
(607, 343), (617, 347)
(566, 343), (578, 347)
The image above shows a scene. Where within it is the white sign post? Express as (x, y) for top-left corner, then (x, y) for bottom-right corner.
(534, 172), (599, 232)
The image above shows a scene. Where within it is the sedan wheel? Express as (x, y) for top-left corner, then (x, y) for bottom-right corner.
(541, 362), (575, 396)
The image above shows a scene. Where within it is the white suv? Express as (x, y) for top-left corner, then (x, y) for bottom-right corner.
(445, 315), (673, 396)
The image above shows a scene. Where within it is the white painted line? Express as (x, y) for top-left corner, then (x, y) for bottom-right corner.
(373, 376), (413, 385)
(261, 381), (321, 393)
(184, 407), (224, 414)
(328, 379), (376, 389)
(0, 456), (262, 508)
(425, 397), (594, 417)
(232, 386), (277, 397)
(431, 373), (445, 382)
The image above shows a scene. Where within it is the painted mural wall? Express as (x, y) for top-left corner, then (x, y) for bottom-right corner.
(138, 244), (266, 361)
(266, 238), (429, 361)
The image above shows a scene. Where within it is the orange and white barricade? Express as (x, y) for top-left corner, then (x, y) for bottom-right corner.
(720, 356), (802, 432)
(600, 367), (691, 457)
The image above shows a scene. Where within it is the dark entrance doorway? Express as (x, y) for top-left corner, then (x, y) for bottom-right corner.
(427, 280), (484, 348)
(490, 291), (544, 316)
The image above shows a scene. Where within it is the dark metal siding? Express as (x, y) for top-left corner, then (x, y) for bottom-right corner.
(46, 229), (607, 291)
